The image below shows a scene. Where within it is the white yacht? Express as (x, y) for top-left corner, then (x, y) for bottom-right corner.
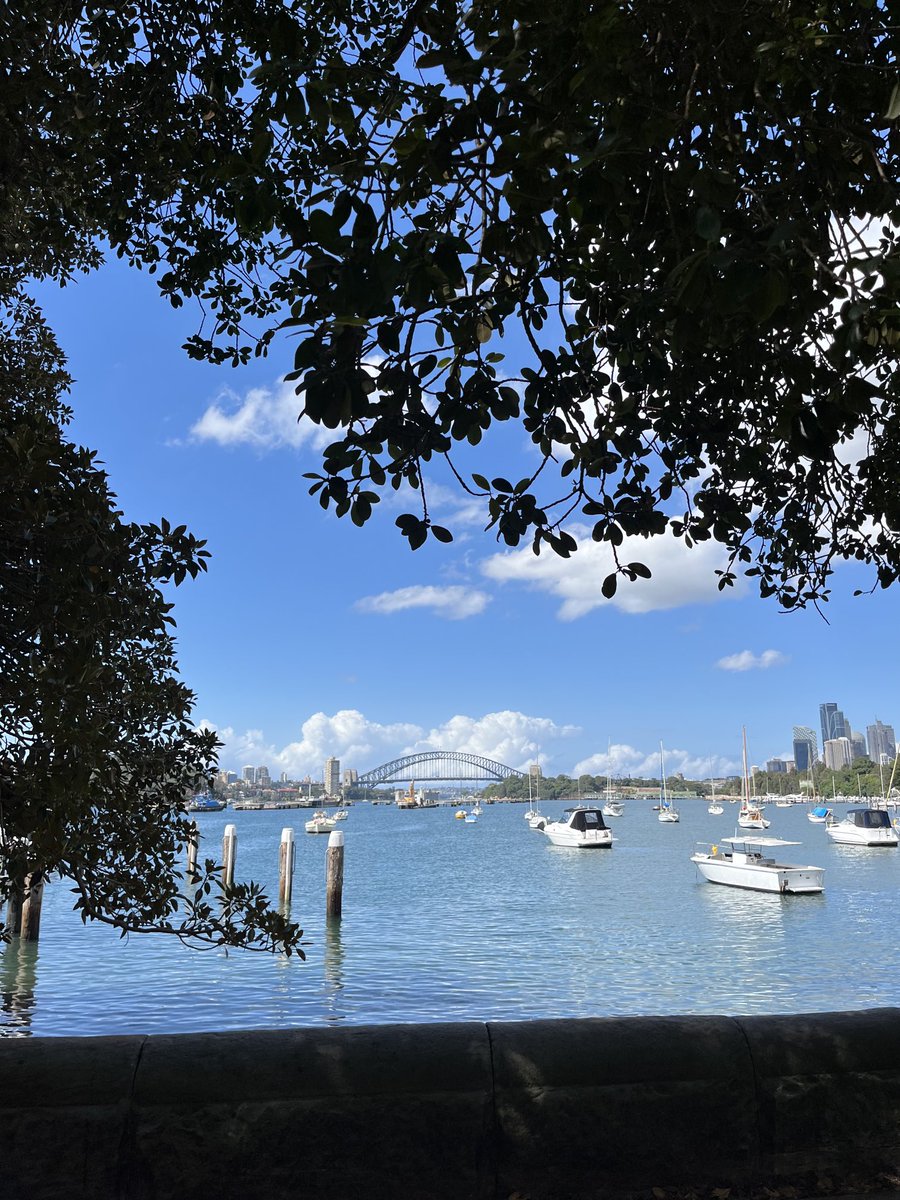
(658, 743), (679, 823)
(305, 811), (337, 834)
(541, 807), (613, 849)
(691, 837), (825, 894)
(825, 808), (899, 847)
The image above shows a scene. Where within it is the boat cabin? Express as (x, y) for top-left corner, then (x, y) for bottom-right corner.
(845, 808), (893, 829)
(563, 807), (609, 831)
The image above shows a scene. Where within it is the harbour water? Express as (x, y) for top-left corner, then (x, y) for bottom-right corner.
(1, 800), (897, 1037)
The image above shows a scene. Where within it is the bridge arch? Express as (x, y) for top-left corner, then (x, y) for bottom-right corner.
(358, 751), (525, 786)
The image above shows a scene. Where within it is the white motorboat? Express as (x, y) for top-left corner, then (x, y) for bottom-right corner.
(825, 807), (899, 847)
(691, 837), (825, 894)
(333, 809), (349, 821)
(658, 743), (679, 823)
(541, 806), (613, 849)
(471, 802), (483, 816)
(305, 811), (337, 834)
(603, 798), (625, 818)
(807, 806), (832, 824)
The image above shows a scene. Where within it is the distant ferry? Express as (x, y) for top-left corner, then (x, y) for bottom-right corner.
(186, 794), (227, 813)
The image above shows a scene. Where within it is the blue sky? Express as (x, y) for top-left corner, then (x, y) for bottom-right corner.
(35, 259), (898, 782)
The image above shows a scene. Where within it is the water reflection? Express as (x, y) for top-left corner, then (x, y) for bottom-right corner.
(0, 940), (38, 1036)
(323, 917), (345, 1021)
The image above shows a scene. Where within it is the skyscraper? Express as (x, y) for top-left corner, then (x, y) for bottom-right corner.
(820, 703), (851, 746)
(324, 756), (341, 797)
(792, 726), (818, 772)
(867, 720), (897, 765)
(824, 738), (852, 770)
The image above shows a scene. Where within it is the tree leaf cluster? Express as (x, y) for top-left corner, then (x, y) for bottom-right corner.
(0, 293), (302, 953)
(4, 2), (899, 602)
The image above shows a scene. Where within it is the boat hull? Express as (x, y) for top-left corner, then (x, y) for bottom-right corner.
(825, 826), (898, 847)
(691, 854), (824, 893)
(543, 827), (613, 848)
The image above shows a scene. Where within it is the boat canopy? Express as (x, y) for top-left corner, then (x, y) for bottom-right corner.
(810, 806), (831, 818)
(847, 808), (893, 829)
(720, 836), (800, 847)
(564, 808), (609, 831)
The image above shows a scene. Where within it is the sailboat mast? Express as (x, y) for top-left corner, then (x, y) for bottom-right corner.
(741, 726), (751, 811)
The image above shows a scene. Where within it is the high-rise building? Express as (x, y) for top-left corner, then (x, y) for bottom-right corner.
(824, 737), (852, 770)
(324, 756), (341, 797)
(820, 702), (851, 747)
(257, 766), (270, 784)
(850, 731), (867, 761)
(792, 726), (818, 772)
(242, 765), (256, 783)
(766, 759), (787, 773)
(867, 720), (897, 765)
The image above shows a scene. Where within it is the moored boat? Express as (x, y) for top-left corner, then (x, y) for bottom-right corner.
(825, 808), (899, 847)
(541, 806), (613, 849)
(691, 837), (825, 894)
(305, 811), (337, 834)
(807, 806), (832, 824)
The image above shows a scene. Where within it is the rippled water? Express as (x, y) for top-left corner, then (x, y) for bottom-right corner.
(1, 800), (897, 1036)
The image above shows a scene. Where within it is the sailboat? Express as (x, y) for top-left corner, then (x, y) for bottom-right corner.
(658, 743), (680, 823)
(523, 770), (538, 821)
(737, 728), (770, 829)
(528, 771), (546, 830)
(707, 780), (724, 816)
(602, 744), (624, 817)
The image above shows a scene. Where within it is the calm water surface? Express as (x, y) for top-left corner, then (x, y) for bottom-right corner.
(1, 800), (897, 1036)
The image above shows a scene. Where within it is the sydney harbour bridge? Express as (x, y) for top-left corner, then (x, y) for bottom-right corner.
(357, 751), (525, 787)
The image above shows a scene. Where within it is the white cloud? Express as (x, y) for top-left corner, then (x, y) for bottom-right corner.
(573, 743), (739, 780)
(715, 649), (788, 672)
(189, 379), (334, 452)
(203, 709), (580, 778)
(355, 584), (490, 620)
(481, 525), (744, 618)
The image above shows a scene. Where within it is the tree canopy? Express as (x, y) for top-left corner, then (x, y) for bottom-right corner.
(3, 1), (899, 610)
(0, 293), (302, 952)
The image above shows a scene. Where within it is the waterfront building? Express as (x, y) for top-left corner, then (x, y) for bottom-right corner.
(824, 737), (853, 770)
(242, 765), (256, 784)
(792, 726), (818, 772)
(867, 720), (897, 765)
(257, 766), (270, 785)
(324, 756), (341, 797)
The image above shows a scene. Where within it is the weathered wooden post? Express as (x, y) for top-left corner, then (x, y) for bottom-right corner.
(19, 872), (44, 942)
(186, 821), (199, 884)
(222, 824), (237, 893)
(278, 827), (295, 905)
(325, 829), (344, 919)
(5, 888), (24, 938)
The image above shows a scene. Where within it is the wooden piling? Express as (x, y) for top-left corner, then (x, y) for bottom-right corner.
(325, 830), (344, 919)
(186, 821), (199, 884)
(5, 888), (24, 938)
(20, 872), (44, 942)
(278, 827), (295, 905)
(222, 824), (237, 893)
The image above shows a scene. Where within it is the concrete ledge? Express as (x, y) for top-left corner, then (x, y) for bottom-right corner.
(0, 1010), (899, 1200)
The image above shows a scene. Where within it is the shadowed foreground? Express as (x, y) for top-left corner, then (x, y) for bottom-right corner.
(1, 1010), (900, 1199)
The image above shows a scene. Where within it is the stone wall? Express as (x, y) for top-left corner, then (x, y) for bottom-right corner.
(1, 1009), (899, 1200)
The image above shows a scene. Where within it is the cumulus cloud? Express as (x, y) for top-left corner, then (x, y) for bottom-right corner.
(481, 525), (744, 618)
(189, 379), (335, 452)
(355, 584), (490, 620)
(573, 743), (739, 780)
(204, 709), (580, 778)
(715, 649), (788, 672)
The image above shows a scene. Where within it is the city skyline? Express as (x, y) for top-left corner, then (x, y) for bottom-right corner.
(34, 260), (900, 785)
